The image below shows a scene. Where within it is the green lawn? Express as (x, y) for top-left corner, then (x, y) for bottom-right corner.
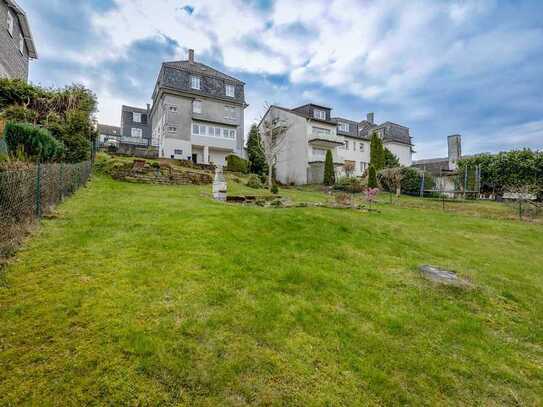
(1, 176), (542, 405)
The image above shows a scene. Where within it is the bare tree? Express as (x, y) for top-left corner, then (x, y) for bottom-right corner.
(379, 167), (404, 198)
(343, 161), (355, 178)
(258, 104), (290, 190)
(503, 183), (540, 220)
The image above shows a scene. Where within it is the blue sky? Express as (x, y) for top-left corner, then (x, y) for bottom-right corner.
(22, 0), (543, 158)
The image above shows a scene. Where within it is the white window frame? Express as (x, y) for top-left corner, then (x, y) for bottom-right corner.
(344, 140), (349, 150)
(225, 84), (235, 97)
(7, 10), (14, 37)
(193, 100), (202, 114)
(131, 128), (142, 138)
(167, 126), (177, 133)
(224, 106), (236, 120)
(191, 75), (201, 90)
(312, 147), (326, 157)
(18, 34), (24, 55)
(338, 122), (349, 132)
(313, 109), (326, 120)
(133, 112), (142, 123)
(359, 143), (365, 152)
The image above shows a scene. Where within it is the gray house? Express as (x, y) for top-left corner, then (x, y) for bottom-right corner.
(120, 105), (151, 147)
(150, 49), (247, 165)
(0, 0), (37, 81)
(97, 124), (121, 146)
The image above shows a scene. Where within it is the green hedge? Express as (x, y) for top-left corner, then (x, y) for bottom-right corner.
(401, 167), (433, 195)
(4, 122), (64, 162)
(225, 154), (249, 173)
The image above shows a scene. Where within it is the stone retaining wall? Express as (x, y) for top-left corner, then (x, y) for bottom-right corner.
(112, 166), (212, 185)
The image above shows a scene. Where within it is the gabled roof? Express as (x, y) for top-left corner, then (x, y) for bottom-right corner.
(5, 0), (37, 59)
(98, 124), (121, 136)
(163, 60), (244, 84)
(122, 105), (148, 113)
(292, 103), (332, 111)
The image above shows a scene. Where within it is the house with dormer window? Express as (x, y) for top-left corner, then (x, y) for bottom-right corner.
(0, 0), (38, 81)
(150, 49), (247, 166)
(258, 105), (413, 185)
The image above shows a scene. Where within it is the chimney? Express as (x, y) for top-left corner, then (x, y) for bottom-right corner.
(367, 112), (374, 124)
(448, 134), (462, 171)
(188, 49), (194, 62)
(146, 103), (150, 114)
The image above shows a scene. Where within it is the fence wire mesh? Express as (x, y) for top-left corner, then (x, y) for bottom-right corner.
(0, 161), (91, 259)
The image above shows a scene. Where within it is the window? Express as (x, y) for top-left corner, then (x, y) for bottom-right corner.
(174, 149), (183, 155)
(193, 100), (202, 114)
(312, 147), (326, 156)
(352, 141), (356, 151)
(191, 75), (201, 90)
(191, 122), (236, 140)
(360, 162), (368, 172)
(169, 105), (178, 112)
(313, 109), (326, 120)
(225, 84), (235, 97)
(167, 126), (177, 133)
(338, 122), (349, 132)
(224, 106), (236, 120)
(18, 34), (24, 55)
(344, 140), (349, 150)
(7, 10), (13, 37)
(133, 112), (141, 123)
(131, 128), (142, 138)
(312, 127), (331, 138)
(359, 143), (365, 152)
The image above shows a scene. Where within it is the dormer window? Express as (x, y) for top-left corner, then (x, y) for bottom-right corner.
(7, 10), (14, 37)
(313, 109), (326, 120)
(338, 122), (349, 132)
(191, 75), (201, 90)
(225, 84), (235, 97)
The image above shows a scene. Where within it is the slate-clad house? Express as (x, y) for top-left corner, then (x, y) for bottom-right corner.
(258, 105), (413, 185)
(97, 124), (121, 146)
(0, 0), (37, 81)
(150, 49), (247, 166)
(120, 105), (151, 147)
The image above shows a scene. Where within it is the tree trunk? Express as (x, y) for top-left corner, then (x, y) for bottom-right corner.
(268, 162), (273, 190)
(396, 186), (401, 198)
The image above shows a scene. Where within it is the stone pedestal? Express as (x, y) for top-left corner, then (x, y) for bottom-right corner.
(212, 167), (227, 201)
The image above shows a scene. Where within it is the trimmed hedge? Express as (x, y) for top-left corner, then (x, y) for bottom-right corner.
(226, 154), (249, 174)
(4, 122), (64, 162)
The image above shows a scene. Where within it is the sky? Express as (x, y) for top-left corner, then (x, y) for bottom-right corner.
(22, 0), (543, 159)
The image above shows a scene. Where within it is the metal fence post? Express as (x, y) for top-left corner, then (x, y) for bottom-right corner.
(35, 161), (41, 218)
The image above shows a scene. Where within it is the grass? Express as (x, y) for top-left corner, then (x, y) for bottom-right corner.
(1, 176), (542, 405)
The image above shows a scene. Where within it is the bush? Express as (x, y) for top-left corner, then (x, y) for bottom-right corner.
(400, 167), (433, 195)
(368, 165), (378, 188)
(334, 176), (366, 193)
(324, 150), (335, 185)
(226, 154), (249, 174)
(247, 174), (263, 189)
(4, 122), (64, 162)
(271, 183), (279, 194)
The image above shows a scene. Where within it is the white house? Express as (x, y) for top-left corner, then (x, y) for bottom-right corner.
(258, 104), (413, 185)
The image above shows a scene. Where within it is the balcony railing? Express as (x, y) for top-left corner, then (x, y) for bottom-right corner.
(120, 137), (149, 146)
(308, 131), (344, 146)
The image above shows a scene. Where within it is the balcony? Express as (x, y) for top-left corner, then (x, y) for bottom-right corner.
(308, 129), (344, 147)
(120, 137), (149, 146)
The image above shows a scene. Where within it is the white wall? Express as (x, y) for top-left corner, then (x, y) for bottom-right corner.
(336, 136), (371, 176)
(385, 141), (412, 166)
(260, 108), (308, 185)
(161, 138), (192, 160)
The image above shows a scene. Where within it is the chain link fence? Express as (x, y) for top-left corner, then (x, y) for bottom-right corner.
(0, 161), (91, 260)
